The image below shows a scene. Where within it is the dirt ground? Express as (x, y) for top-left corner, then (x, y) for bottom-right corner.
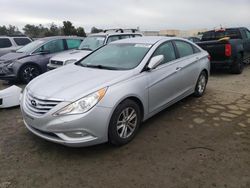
(0, 67), (250, 188)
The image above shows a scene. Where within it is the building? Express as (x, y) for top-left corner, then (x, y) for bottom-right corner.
(159, 29), (208, 37)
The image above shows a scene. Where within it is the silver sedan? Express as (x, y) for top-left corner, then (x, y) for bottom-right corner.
(20, 36), (210, 147)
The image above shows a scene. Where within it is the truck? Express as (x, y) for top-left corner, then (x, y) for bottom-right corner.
(197, 27), (250, 74)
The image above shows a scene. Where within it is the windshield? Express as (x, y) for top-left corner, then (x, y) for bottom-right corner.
(78, 36), (105, 51)
(16, 39), (45, 53)
(78, 43), (151, 70)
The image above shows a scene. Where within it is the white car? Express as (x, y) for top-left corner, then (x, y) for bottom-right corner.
(47, 29), (142, 70)
(0, 35), (32, 57)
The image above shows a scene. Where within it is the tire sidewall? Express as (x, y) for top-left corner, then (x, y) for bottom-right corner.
(108, 99), (141, 146)
(194, 71), (208, 97)
(19, 64), (40, 84)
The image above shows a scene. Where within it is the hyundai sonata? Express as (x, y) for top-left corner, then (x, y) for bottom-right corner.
(20, 36), (210, 147)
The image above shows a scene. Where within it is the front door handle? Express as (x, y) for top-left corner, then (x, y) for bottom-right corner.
(176, 67), (182, 72)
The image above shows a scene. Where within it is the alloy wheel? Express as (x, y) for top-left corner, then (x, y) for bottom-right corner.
(116, 107), (138, 139)
(197, 74), (206, 94)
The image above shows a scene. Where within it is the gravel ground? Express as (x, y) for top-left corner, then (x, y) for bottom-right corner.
(0, 67), (250, 188)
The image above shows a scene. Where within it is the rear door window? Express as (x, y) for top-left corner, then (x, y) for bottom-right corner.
(35, 39), (65, 54)
(13, 38), (31, 46)
(202, 29), (241, 41)
(174, 41), (194, 58)
(0, 38), (12, 48)
(66, 39), (82, 49)
(106, 36), (120, 44)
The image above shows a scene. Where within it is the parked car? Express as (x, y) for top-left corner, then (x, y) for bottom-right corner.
(0, 36), (83, 83)
(186, 37), (201, 43)
(197, 27), (250, 74)
(0, 35), (32, 57)
(20, 36), (210, 147)
(47, 29), (142, 70)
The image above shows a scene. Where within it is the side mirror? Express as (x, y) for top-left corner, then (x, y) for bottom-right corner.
(147, 55), (164, 70)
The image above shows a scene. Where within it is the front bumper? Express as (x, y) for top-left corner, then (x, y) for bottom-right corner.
(21, 100), (113, 147)
(0, 66), (17, 80)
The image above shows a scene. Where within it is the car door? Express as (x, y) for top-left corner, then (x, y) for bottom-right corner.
(34, 39), (65, 70)
(173, 40), (201, 94)
(147, 41), (184, 113)
(0, 38), (14, 56)
(242, 29), (250, 59)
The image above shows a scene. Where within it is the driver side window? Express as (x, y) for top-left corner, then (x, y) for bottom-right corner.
(153, 42), (176, 65)
(246, 30), (250, 39)
(35, 39), (65, 54)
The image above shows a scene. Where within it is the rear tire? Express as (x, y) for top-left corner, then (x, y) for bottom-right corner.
(194, 71), (208, 97)
(231, 54), (244, 74)
(108, 99), (141, 146)
(19, 64), (41, 84)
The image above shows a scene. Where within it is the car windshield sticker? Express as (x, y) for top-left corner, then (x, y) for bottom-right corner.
(134, 44), (152, 48)
(96, 38), (105, 41)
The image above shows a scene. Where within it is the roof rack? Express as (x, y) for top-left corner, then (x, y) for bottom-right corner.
(103, 28), (139, 33)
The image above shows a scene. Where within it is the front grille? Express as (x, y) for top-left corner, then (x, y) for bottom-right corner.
(50, 60), (63, 66)
(25, 92), (62, 116)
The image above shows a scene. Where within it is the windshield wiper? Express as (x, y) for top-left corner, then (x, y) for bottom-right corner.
(80, 47), (93, 51)
(81, 64), (118, 70)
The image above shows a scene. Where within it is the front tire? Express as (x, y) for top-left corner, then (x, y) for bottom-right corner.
(194, 71), (208, 97)
(108, 99), (141, 146)
(19, 64), (41, 84)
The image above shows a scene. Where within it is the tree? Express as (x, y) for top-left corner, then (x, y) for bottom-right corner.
(0, 25), (7, 35)
(91, 27), (103, 33)
(6, 25), (21, 35)
(44, 23), (61, 36)
(0, 25), (21, 35)
(23, 24), (41, 38)
(62, 21), (76, 36)
(76, 27), (86, 37)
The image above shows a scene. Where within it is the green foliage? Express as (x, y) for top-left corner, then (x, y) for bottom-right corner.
(76, 27), (86, 37)
(91, 27), (103, 33)
(1, 21), (87, 38)
(0, 25), (21, 35)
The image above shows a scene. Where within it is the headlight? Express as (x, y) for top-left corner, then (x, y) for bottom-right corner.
(7, 62), (14, 68)
(65, 59), (77, 65)
(54, 87), (107, 116)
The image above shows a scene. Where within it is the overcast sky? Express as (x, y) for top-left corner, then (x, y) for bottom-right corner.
(0, 0), (249, 32)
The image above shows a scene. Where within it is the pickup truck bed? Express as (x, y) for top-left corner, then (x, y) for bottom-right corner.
(197, 27), (250, 74)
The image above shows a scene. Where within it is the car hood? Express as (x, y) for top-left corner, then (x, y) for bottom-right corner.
(50, 50), (92, 62)
(27, 64), (134, 101)
(0, 52), (29, 63)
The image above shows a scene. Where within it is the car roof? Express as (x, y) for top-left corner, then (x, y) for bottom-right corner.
(0, 35), (29, 38)
(37, 36), (84, 41)
(111, 36), (176, 45)
(89, 32), (143, 37)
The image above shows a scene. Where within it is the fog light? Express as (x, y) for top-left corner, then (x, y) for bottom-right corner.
(56, 131), (96, 142)
(64, 131), (88, 138)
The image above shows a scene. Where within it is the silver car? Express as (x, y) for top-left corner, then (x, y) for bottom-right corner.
(20, 36), (210, 147)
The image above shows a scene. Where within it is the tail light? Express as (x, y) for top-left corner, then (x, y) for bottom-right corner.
(225, 44), (232, 57)
(208, 54), (211, 61)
